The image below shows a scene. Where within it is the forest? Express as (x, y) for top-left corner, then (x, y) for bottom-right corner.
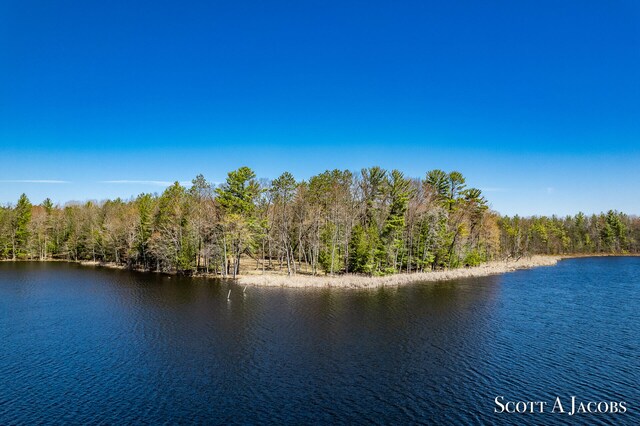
(1, 167), (639, 277)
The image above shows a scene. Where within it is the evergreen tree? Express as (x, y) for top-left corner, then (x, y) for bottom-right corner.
(215, 167), (261, 277)
(136, 193), (154, 268)
(0, 168), (637, 276)
(12, 194), (32, 259)
(378, 170), (412, 274)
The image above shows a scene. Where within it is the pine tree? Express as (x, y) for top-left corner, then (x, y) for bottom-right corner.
(215, 167), (261, 277)
(378, 170), (412, 274)
(12, 194), (32, 259)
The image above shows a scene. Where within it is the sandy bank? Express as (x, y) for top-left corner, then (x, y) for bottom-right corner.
(237, 255), (562, 289)
(78, 260), (129, 270)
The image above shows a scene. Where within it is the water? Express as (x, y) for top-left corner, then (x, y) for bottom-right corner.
(0, 258), (638, 425)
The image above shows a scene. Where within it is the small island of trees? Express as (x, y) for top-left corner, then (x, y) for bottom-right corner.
(1, 167), (638, 277)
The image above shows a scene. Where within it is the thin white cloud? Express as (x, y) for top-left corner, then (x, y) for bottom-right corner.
(100, 180), (192, 187)
(0, 179), (70, 184)
(546, 187), (555, 194)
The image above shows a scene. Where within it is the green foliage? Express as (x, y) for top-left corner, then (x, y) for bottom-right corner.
(136, 193), (154, 264)
(378, 170), (412, 273)
(0, 207), (9, 258)
(0, 168), (637, 277)
(426, 170), (470, 212)
(271, 172), (297, 203)
(190, 174), (211, 200)
(318, 222), (345, 274)
(176, 234), (197, 273)
(216, 166), (260, 215)
(426, 169), (449, 200)
(602, 210), (627, 252)
(42, 198), (54, 214)
(432, 216), (453, 269)
(463, 249), (486, 267)
(360, 167), (386, 225)
(13, 193), (32, 258)
(151, 182), (196, 272)
(348, 223), (379, 274)
(498, 211), (634, 257)
(214, 167), (263, 276)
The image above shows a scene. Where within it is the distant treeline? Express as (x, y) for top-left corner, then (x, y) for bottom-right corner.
(1, 167), (638, 276)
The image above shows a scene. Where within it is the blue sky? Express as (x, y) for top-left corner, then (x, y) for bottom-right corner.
(1, 0), (639, 215)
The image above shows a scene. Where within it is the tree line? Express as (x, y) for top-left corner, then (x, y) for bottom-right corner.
(1, 167), (638, 276)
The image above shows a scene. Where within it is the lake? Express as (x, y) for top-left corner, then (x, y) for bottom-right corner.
(0, 258), (638, 425)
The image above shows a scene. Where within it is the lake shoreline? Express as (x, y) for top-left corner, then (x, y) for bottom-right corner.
(238, 255), (562, 289)
(3, 254), (638, 289)
(238, 253), (640, 288)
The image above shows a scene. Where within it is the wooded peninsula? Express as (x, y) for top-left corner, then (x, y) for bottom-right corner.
(1, 167), (638, 283)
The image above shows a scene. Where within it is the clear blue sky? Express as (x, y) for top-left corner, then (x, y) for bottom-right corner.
(1, 0), (639, 216)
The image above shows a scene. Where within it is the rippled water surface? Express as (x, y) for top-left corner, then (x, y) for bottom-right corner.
(0, 258), (638, 425)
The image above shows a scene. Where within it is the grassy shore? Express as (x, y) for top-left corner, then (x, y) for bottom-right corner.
(237, 255), (562, 289)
